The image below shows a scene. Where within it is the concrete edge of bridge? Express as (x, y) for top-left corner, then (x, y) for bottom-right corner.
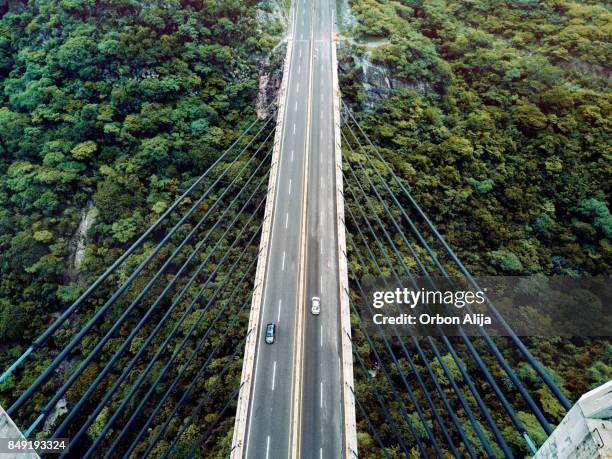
(0, 406), (39, 459)
(230, 24), (294, 459)
(332, 34), (359, 459)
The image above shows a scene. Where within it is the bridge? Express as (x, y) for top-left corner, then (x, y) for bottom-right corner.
(231, 0), (355, 457)
(0, 0), (607, 458)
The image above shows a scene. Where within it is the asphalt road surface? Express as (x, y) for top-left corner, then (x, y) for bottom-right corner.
(243, 0), (343, 457)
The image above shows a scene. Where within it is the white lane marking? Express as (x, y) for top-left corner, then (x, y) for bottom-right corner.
(289, 179), (292, 195)
(320, 381), (323, 408)
(320, 448), (323, 459)
(295, 101), (298, 112)
(320, 325), (323, 347)
(320, 241), (323, 254)
(272, 361), (277, 390)
(266, 436), (270, 459)
(282, 251), (286, 271)
(293, 123), (296, 134)
(277, 299), (282, 322)
(298, 64), (301, 74)
(320, 180), (322, 190)
(299, 49), (302, 58)
(291, 150), (294, 162)
(297, 82), (300, 93)
(285, 212), (289, 228)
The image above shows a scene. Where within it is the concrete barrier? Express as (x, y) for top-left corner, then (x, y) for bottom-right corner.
(332, 32), (359, 459)
(0, 407), (39, 459)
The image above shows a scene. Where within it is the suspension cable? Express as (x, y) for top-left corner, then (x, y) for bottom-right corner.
(160, 312), (252, 457)
(343, 103), (571, 411)
(342, 140), (533, 451)
(347, 245), (461, 457)
(63, 218), (264, 455)
(185, 386), (242, 459)
(9, 124), (275, 418)
(104, 251), (260, 457)
(345, 205), (477, 457)
(352, 387), (393, 459)
(348, 252), (458, 453)
(0, 107), (276, 383)
(27, 150), (272, 436)
(342, 116), (557, 434)
(132, 300), (252, 458)
(352, 342), (412, 457)
(343, 160), (511, 457)
(346, 293), (441, 458)
(51, 179), (267, 443)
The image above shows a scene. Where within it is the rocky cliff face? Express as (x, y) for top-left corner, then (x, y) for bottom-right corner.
(257, 51), (285, 119)
(66, 201), (95, 286)
(44, 202), (95, 436)
(336, 0), (431, 107)
(255, 0), (289, 118)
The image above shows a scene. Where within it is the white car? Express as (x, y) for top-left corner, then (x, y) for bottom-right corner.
(265, 323), (275, 344)
(311, 297), (321, 315)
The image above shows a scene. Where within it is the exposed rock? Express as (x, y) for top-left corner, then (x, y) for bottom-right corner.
(257, 59), (272, 119)
(41, 388), (68, 436)
(66, 200), (95, 286)
(336, 0), (431, 106)
(257, 53), (284, 119)
(336, 0), (358, 32)
(255, 0), (288, 118)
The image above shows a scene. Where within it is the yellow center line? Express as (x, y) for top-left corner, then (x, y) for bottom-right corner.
(292, 2), (316, 457)
(288, 6), (315, 459)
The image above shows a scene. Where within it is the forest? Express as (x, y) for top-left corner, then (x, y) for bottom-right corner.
(340, 0), (611, 456)
(0, 0), (282, 456)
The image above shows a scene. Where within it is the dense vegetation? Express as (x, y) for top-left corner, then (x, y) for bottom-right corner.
(342, 0), (610, 276)
(340, 0), (611, 456)
(0, 0), (282, 456)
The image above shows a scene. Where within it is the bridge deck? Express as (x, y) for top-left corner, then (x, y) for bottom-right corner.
(232, 0), (356, 457)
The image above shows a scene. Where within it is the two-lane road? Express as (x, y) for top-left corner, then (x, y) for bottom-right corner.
(244, 0), (343, 457)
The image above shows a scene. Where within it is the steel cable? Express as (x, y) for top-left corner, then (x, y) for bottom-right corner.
(104, 244), (261, 457)
(343, 103), (571, 413)
(0, 107), (276, 384)
(69, 216), (265, 457)
(29, 148), (272, 437)
(185, 386), (242, 459)
(352, 387), (393, 459)
(341, 127), (533, 449)
(346, 292), (440, 458)
(352, 341), (413, 457)
(8, 120), (275, 417)
(342, 114), (557, 434)
(134, 301), (252, 458)
(345, 205), (477, 457)
(343, 159), (512, 457)
(51, 184), (266, 443)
